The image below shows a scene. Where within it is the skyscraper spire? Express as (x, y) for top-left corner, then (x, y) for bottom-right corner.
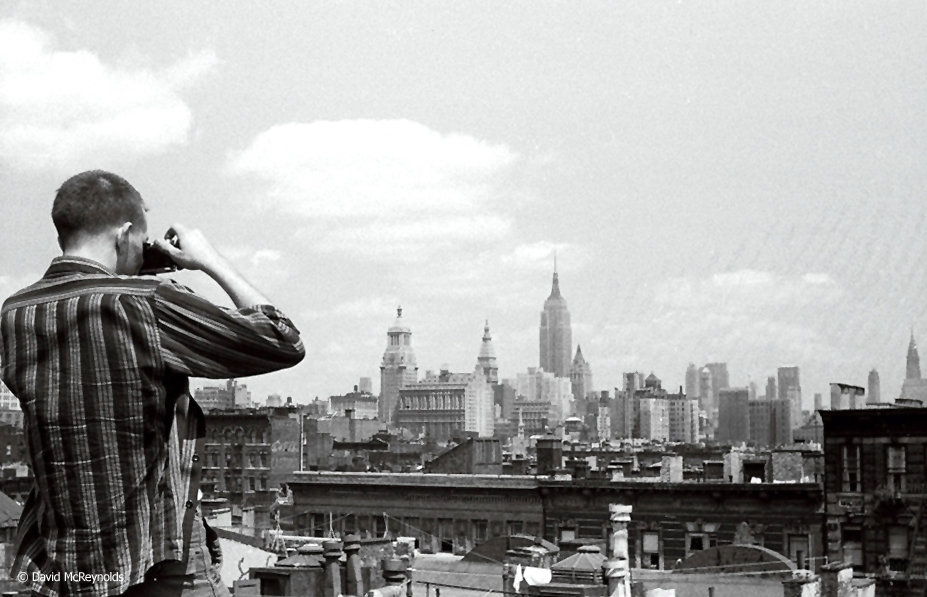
(908, 330), (921, 380)
(477, 320), (498, 384)
(540, 262), (571, 378)
(549, 267), (562, 299)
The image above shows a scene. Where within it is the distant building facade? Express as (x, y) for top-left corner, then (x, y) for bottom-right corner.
(396, 368), (494, 441)
(668, 392), (699, 444)
(748, 399), (793, 448)
(717, 388), (750, 444)
(867, 369), (881, 404)
(685, 364), (699, 400)
(513, 367), (572, 427)
(379, 307), (418, 425)
(0, 379), (22, 428)
(570, 345), (593, 403)
(330, 385), (378, 420)
(778, 366), (802, 429)
(195, 379), (249, 411)
(539, 268), (572, 378)
(700, 363), (730, 434)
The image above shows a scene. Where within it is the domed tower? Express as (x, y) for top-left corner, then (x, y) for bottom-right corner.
(539, 263), (572, 378)
(379, 307), (418, 426)
(477, 320), (498, 385)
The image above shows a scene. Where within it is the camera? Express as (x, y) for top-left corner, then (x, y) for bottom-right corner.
(139, 236), (182, 275)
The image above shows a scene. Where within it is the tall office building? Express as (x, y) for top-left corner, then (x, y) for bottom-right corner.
(477, 320), (499, 385)
(748, 399), (792, 447)
(778, 366), (802, 429)
(717, 388), (750, 444)
(699, 363), (729, 432)
(901, 332), (927, 402)
(570, 345), (593, 402)
(684, 364), (699, 400)
(539, 267), (572, 378)
(515, 367), (572, 426)
(379, 307), (418, 425)
(766, 376), (777, 403)
(867, 369), (880, 404)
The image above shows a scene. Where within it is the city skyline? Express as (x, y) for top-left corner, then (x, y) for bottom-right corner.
(2, 3), (927, 406)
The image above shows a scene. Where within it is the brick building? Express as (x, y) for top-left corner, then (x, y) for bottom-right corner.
(202, 409), (301, 514)
(289, 472), (543, 554)
(822, 407), (927, 596)
(287, 469), (823, 569)
(0, 423), (26, 465)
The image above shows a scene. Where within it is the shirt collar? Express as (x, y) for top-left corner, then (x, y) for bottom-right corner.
(45, 255), (117, 278)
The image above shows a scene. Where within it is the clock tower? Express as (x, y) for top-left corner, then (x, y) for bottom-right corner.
(379, 307), (418, 426)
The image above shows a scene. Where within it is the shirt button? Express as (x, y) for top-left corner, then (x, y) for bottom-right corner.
(186, 501), (193, 509)
(192, 455), (200, 462)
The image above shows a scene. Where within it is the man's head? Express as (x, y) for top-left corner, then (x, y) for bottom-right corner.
(52, 170), (148, 274)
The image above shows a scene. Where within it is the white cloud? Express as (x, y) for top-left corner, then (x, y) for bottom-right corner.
(229, 119), (521, 261)
(311, 214), (511, 260)
(302, 296), (401, 322)
(0, 20), (216, 171)
(501, 241), (589, 271)
(656, 269), (843, 312)
(228, 119), (516, 219)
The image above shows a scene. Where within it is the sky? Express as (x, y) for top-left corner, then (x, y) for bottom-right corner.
(2, 1), (927, 409)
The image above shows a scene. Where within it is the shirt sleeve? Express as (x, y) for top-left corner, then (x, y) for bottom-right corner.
(153, 279), (305, 379)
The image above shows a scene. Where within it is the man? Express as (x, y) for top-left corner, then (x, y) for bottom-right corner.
(0, 171), (305, 596)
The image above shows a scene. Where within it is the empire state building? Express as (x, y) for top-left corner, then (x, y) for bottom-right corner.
(539, 267), (572, 378)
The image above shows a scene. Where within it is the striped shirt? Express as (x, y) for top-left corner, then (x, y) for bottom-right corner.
(0, 256), (304, 597)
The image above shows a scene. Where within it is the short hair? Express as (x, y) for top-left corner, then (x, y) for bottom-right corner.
(52, 170), (145, 248)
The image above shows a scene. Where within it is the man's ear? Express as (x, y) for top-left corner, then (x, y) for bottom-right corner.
(114, 222), (133, 251)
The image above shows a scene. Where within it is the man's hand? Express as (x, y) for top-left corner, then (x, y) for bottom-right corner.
(152, 224), (223, 273)
(153, 223), (273, 309)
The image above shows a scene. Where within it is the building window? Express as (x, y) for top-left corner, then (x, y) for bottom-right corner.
(560, 527), (576, 543)
(508, 521), (524, 536)
(686, 533), (708, 556)
(248, 477), (255, 492)
(842, 527), (863, 567)
(261, 452), (268, 467)
(888, 526), (908, 573)
(260, 477), (268, 491)
(345, 514), (356, 535)
(887, 446), (906, 493)
(311, 513), (326, 536)
(788, 534), (810, 569)
(842, 445), (861, 493)
(642, 531), (661, 569)
(473, 520), (488, 544)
